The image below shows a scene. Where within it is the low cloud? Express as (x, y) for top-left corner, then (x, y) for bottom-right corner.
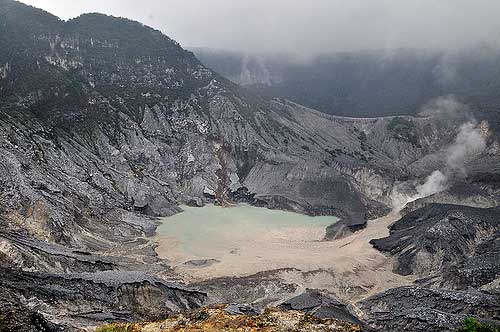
(19, 0), (500, 57)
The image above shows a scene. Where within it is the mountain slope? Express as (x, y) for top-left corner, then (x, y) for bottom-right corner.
(193, 48), (500, 118)
(0, 0), (469, 249)
(1, 1), (499, 330)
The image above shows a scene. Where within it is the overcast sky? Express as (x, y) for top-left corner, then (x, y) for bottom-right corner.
(19, 0), (500, 56)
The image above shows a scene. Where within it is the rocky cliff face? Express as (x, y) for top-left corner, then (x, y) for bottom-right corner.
(371, 204), (500, 289)
(0, 1), (474, 250)
(364, 204), (500, 331)
(0, 267), (207, 328)
(358, 286), (500, 332)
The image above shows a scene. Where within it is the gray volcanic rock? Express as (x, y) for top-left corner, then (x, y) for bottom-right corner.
(0, 267), (207, 329)
(193, 269), (303, 308)
(0, 288), (64, 332)
(358, 286), (500, 332)
(371, 204), (500, 289)
(183, 259), (220, 268)
(403, 181), (500, 214)
(194, 268), (369, 309)
(0, 214), (169, 276)
(0, 223), (116, 273)
(278, 289), (362, 326)
(224, 304), (261, 316)
(403, 152), (500, 214)
(324, 215), (368, 240)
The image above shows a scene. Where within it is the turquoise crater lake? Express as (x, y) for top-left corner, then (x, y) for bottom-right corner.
(155, 204), (338, 278)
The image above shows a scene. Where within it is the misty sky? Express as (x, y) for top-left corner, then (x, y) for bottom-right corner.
(20, 0), (500, 56)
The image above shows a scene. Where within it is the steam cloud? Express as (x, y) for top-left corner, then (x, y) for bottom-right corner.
(446, 122), (487, 171)
(414, 170), (447, 199)
(392, 98), (488, 211)
(418, 95), (470, 120)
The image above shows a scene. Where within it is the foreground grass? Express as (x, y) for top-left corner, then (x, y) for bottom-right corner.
(97, 324), (141, 332)
(96, 305), (361, 332)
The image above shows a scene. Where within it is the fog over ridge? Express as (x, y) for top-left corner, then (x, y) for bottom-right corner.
(18, 0), (500, 57)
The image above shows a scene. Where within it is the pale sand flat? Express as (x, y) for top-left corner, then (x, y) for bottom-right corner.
(155, 210), (414, 302)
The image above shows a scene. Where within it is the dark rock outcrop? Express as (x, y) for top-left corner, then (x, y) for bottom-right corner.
(194, 269), (303, 308)
(224, 303), (261, 316)
(0, 267), (206, 329)
(0, 287), (64, 332)
(370, 204), (500, 289)
(278, 289), (362, 326)
(358, 286), (500, 332)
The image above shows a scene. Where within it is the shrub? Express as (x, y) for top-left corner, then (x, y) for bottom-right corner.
(458, 318), (499, 332)
(96, 324), (141, 332)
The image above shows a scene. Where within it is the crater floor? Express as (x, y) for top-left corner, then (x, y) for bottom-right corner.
(155, 205), (413, 301)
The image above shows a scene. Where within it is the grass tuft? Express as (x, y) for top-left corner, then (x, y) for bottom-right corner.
(458, 318), (499, 332)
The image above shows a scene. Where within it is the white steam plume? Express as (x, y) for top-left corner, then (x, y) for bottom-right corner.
(446, 122), (487, 172)
(415, 170), (448, 198)
(392, 100), (488, 211)
(391, 170), (448, 211)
